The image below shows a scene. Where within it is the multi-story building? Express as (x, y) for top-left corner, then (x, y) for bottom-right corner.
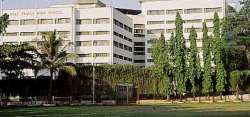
(139, 0), (226, 67)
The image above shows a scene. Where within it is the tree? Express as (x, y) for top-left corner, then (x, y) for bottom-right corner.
(202, 22), (213, 99)
(38, 30), (78, 103)
(188, 27), (200, 100)
(174, 12), (187, 102)
(0, 13), (9, 35)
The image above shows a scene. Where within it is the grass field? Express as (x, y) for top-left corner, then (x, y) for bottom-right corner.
(1, 102), (250, 117)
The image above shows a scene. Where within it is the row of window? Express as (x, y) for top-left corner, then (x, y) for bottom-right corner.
(76, 40), (110, 46)
(78, 53), (110, 57)
(114, 53), (133, 62)
(4, 31), (71, 36)
(113, 31), (132, 43)
(134, 42), (145, 46)
(147, 27), (213, 34)
(114, 19), (133, 33)
(147, 19), (214, 25)
(114, 41), (133, 52)
(134, 24), (145, 29)
(134, 60), (145, 63)
(147, 7), (222, 15)
(76, 18), (110, 25)
(76, 31), (110, 35)
(9, 18), (71, 25)
(147, 38), (203, 44)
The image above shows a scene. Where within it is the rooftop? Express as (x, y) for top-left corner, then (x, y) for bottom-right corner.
(116, 8), (141, 15)
(138, 0), (171, 3)
(75, 0), (106, 6)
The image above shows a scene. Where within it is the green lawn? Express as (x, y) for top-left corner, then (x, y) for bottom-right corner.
(1, 102), (250, 117)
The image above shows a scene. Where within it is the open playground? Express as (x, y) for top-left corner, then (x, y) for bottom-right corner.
(1, 102), (250, 117)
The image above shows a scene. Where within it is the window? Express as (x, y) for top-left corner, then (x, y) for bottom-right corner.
(166, 21), (175, 24)
(119, 43), (123, 49)
(147, 48), (151, 53)
(119, 22), (123, 28)
(134, 29), (145, 34)
(134, 42), (145, 46)
(124, 45), (128, 51)
(114, 19), (119, 25)
(57, 31), (70, 35)
(147, 21), (165, 25)
(134, 60), (145, 63)
(147, 29), (164, 34)
(94, 53), (109, 57)
(166, 9), (183, 14)
(38, 32), (50, 36)
(119, 55), (123, 60)
(76, 19), (92, 24)
(78, 54), (92, 57)
(185, 28), (202, 33)
(55, 18), (71, 24)
(9, 20), (19, 25)
(76, 41), (91, 46)
(208, 27), (214, 32)
(93, 31), (110, 35)
(20, 32), (36, 36)
(147, 59), (154, 62)
(134, 47), (145, 51)
(114, 41), (118, 47)
(124, 57), (128, 61)
(204, 19), (214, 22)
(114, 54), (118, 58)
(28, 41), (37, 46)
(134, 52), (145, 55)
(76, 31), (91, 35)
(124, 36), (132, 42)
(119, 34), (123, 38)
(185, 8), (202, 14)
(185, 19), (202, 23)
(166, 29), (176, 34)
(93, 18), (110, 24)
(3, 42), (18, 45)
(134, 24), (145, 28)
(114, 32), (119, 36)
(20, 19), (36, 25)
(38, 19), (53, 24)
(147, 10), (165, 15)
(129, 47), (132, 52)
(204, 7), (222, 13)
(134, 34), (145, 37)
(93, 40), (110, 46)
(4, 32), (19, 36)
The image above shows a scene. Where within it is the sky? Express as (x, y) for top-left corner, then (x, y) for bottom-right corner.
(0, 0), (241, 10)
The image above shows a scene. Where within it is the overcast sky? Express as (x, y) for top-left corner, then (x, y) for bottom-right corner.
(1, 0), (241, 10)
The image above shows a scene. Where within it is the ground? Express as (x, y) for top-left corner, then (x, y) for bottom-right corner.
(1, 102), (250, 117)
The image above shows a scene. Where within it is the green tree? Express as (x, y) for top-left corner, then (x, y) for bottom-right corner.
(0, 13), (9, 34)
(38, 30), (78, 103)
(202, 22), (213, 99)
(174, 12), (187, 101)
(188, 27), (200, 100)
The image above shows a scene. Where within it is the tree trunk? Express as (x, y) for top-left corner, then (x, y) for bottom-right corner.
(179, 94), (183, 102)
(207, 94), (210, 101)
(48, 69), (53, 104)
(167, 94), (170, 102)
(236, 91), (239, 100)
(220, 92), (223, 101)
(198, 93), (201, 103)
(193, 93), (195, 101)
(212, 92), (215, 102)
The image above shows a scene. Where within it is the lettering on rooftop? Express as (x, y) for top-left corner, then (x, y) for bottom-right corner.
(8, 10), (64, 16)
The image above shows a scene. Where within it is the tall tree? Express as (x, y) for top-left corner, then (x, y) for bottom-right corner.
(188, 27), (199, 100)
(0, 13), (9, 35)
(174, 12), (187, 102)
(202, 22), (213, 99)
(38, 30), (78, 103)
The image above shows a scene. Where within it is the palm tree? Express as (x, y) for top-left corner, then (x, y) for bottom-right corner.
(38, 29), (78, 103)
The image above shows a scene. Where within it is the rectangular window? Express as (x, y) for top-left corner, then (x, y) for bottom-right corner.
(38, 19), (53, 24)
(20, 19), (36, 25)
(93, 31), (110, 35)
(76, 41), (92, 46)
(129, 47), (132, 52)
(119, 55), (123, 60)
(3, 42), (18, 45)
(147, 10), (165, 15)
(134, 34), (145, 37)
(208, 27), (214, 32)
(134, 29), (145, 34)
(166, 29), (176, 34)
(93, 40), (110, 46)
(76, 19), (92, 24)
(114, 19), (119, 25)
(124, 45), (128, 51)
(166, 9), (183, 14)
(147, 29), (164, 34)
(114, 31), (119, 36)
(94, 53), (110, 57)
(9, 20), (19, 25)
(134, 52), (145, 55)
(147, 21), (165, 25)
(185, 8), (202, 14)
(185, 19), (202, 23)
(114, 54), (118, 58)
(119, 43), (124, 49)
(134, 60), (145, 63)
(93, 18), (110, 24)
(114, 41), (118, 47)
(55, 18), (71, 24)
(76, 31), (91, 35)
(4, 32), (19, 36)
(204, 7), (222, 13)
(78, 54), (92, 57)
(38, 32), (50, 36)
(184, 28), (202, 33)
(119, 34), (124, 38)
(166, 20), (175, 24)
(134, 47), (145, 51)
(147, 48), (151, 53)
(204, 19), (214, 22)
(134, 42), (145, 46)
(119, 22), (123, 28)
(20, 32), (36, 36)
(57, 31), (70, 35)
(147, 59), (154, 62)
(134, 24), (145, 28)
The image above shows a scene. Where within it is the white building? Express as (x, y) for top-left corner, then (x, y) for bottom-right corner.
(139, 0), (226, 67)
